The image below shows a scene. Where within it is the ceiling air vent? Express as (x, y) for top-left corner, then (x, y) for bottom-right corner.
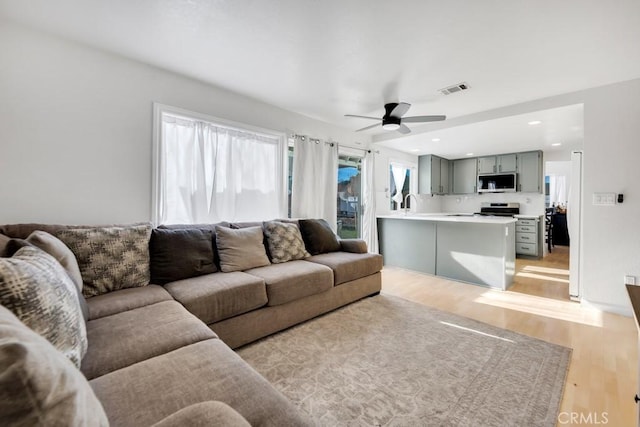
(439, 82), (469, 96)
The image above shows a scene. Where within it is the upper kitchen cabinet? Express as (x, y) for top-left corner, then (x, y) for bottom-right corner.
(452, 157), (478, 194)
(477, 154), (517, 174)
(517, 151), (543, 193)
(419, 155), (450, 195)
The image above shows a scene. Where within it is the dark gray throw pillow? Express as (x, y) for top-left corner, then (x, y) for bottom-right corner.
(149, 228), (217, 285)
(298, 219), (341, 255)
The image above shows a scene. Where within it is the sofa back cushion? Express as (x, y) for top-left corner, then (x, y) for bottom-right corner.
(0, 305), (108, 426)
(215, 226), (270, 272)
(263, 221), (310, 264)
(298, 219), (341, 255)
(0, 245), (87, 367)
(150, 228), (217, 284)
(57, 224), (152, 298)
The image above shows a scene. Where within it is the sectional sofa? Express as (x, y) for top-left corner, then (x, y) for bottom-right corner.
(0, 219), (382, 426)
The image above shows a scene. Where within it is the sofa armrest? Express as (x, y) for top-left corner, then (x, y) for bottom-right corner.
(152, 401), (250, 427)
(339, 239), (368, 254)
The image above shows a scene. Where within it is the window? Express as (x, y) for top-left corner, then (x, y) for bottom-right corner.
(389, 161), (416, 211)
(152, 104), (286, 224)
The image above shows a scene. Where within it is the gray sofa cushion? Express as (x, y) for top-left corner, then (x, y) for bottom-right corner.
(245, 260), (333, 306)
(0, 246), (87, 368)
(150, 228), (217, 284)
(90, 339), (313, 427)
(81, 300), (216, 380)
(0, 306), (108, 426)
(86, 284), (173, 320)
(164, 272), (267, 324)
(305, 252), (384, 285)
(152, 401), (251, 427)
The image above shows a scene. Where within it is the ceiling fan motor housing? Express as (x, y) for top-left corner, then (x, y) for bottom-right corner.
(382, 115), (401, 127)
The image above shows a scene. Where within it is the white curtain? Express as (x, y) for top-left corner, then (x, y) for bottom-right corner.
(391, 165), (408, 205)
(291, 136), (338, 230)
(361, 151), (378, 253)
(549, 175), (568, 206)
(159, 115), (284, 224)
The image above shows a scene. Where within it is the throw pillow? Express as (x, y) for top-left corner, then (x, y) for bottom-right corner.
(0, 233), (9, 257)
(57, 224), (153, 297)
(0, 246), (88, 368)
(150, 228), (217, 284)
(215, 226), (270, 272)
(298, 219), (341, 255)
(0, 305), (109, 426)
(24, 230), (83, 293)
(263, 221), (310, 263)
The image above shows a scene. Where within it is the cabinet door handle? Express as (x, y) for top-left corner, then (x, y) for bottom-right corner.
(499, 164), (502, 172)
(493, 165), (496, 173)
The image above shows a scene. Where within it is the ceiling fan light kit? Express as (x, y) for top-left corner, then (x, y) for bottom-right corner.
(345, 102), (446, 134)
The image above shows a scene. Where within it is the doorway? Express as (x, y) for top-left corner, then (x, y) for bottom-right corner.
(337, 154), (363, 239)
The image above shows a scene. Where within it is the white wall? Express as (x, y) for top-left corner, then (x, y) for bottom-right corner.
(0, 21), (369, 224)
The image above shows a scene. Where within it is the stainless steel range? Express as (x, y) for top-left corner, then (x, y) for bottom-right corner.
(475, 202), (520, 217)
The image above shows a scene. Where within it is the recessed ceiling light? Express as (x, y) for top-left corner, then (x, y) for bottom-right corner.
(410, 149), (420, 152)
(432, 138), (440, 142)
(528, 120), (542, 125)
(552, 143), (562, 146)
(466, 153), (474, 156)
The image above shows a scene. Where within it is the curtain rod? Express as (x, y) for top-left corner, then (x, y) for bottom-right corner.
(290, 133), (377, 153)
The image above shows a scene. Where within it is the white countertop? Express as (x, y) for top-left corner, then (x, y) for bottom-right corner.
(377, 213), (517, 225)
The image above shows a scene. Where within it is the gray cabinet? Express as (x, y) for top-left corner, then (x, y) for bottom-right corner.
(419, 155), (450, 194)
(517, 151), (543, 193)
(452, 158), (478, 194)
(478, 154), (517, 174)
(515, 217), (541, 258)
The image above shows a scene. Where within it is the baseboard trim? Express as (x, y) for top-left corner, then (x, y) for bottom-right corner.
(581, 299), (633, 317)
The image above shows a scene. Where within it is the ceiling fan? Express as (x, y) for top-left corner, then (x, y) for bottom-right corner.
(345, 102), (446, 134)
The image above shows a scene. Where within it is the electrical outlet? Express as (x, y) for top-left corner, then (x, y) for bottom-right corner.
(624, 275), (637, 286)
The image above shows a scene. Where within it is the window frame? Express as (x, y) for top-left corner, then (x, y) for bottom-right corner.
(388, 159), (418, 212)
(151, 102), (288, 225)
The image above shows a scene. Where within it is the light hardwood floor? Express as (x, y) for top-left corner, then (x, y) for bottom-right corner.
(381, 247), (637, 427)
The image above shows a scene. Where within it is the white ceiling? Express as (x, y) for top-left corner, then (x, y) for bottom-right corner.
(1, 0), (638, 153)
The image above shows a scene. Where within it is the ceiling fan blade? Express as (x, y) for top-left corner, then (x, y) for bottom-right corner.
(402, 115), (447, 123)
(355, 123), (381, 132)
(390, 102), (411, 118)
(344, 114), (380, 121)
(398, 124), (411, 134)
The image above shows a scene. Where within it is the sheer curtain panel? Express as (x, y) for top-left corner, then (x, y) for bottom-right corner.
(291, 136), (338, 230)
(361, 151), (378, 253)
(157, 113), (285, 224)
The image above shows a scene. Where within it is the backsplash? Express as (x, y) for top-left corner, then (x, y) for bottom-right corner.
(376, 191), (544, 216)
(440, 192), (545, 216)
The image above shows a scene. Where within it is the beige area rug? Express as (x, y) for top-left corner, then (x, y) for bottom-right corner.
(237, 295), (571, 427)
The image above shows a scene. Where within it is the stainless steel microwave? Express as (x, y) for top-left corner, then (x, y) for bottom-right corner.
(477, 173), (517, 193)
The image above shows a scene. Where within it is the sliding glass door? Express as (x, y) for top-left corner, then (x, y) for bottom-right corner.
(337, 154), (363, 239)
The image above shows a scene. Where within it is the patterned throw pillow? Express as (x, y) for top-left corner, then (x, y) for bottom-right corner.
(0, 305), (109, 425)
(263, 221), (310, 263)
(0, 246), (88, 368)
(57, 224), (152, 298)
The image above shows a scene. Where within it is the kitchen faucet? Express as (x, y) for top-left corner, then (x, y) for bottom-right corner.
(404, 193), (418, 215)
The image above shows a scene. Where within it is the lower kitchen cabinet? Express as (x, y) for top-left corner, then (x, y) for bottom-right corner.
(515, 217), (542, 258)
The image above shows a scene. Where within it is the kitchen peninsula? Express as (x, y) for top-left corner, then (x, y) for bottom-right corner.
(377, 214), (516, 290)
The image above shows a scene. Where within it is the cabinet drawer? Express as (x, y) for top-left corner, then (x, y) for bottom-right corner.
(516, 225), (537, 233)
(516, 233), (536, 243)
(516, 243), (537, 256)
(517, 219), (537, 226)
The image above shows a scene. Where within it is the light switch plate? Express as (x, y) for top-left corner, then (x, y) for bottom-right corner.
(592, 192), (616, 205)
